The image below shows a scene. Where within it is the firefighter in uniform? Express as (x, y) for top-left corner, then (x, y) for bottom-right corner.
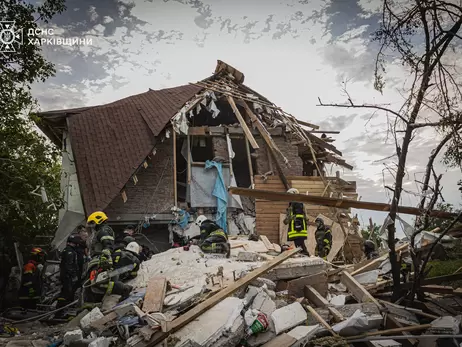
(18, 248), (46, 309)
(364, 240), (379, 260)
(195, 216), (230, 257)
(56, 235), (81, 311)
(113, 242), (141, 281)
(87, 211), (115, 257)
(283, 188), (309, 255)
(314, 217), (332, 260)
(83, 253), (133, 305)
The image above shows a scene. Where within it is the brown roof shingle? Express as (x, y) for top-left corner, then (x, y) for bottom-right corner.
(68, 84), (202, 215)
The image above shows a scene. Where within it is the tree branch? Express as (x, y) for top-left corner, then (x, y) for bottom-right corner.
(317, 98), (409, 124)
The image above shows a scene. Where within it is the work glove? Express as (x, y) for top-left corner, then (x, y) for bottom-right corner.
(99, 249), (113, 270)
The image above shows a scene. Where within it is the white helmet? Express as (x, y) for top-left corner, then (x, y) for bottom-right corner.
(287, 188), (299, 194)
(126, 242), (141, 255)
(195, 215), (208, 227)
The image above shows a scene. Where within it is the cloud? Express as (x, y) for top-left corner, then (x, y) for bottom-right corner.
(317, 114), (358, 130)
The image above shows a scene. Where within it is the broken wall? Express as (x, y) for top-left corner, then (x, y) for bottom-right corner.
(254, 136), (303, 177)
(105, 138), (174, 219)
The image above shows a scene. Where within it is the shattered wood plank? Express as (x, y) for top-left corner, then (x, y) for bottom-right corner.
(240, 100), (290, 188)
(188, 127), (208, 136)
(226, 95), (259, 149)
(288, 271), (328, 298)
(304, 285), (329, 308)
(328, 307), (344, 323)
(340, 271), (381, 308)
(143, 277), (167, 314)
(262, 333), (297, 347)
(292, 117), (320, 130)
(352, 244), (409, 276)
(421, 285), (454, 294)
(260, 235), (275, 250)
(305, 305), (336, 336)
(146, 248), (300, 346)
(229, 187), (460, 219)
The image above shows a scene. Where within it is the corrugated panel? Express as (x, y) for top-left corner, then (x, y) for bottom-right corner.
(69, 84), (202, 215)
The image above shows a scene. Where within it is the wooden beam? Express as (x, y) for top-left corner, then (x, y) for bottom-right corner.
(292, 118), (320, 130)
(142, 277), (167, 313)
(305, 132), (342, 156)
(328, 307), (344, 323)
(305, 305), (336, 336)
(226, 96), (259, 149)
(245, 138), (255, 189)
(304, 285), (329, 308)
(188, 127), (208, 136)
(340, 271), (381, 308)
(146, 248), (300, 346)
(173, 129), (178, 207)
(240, 100), (290, 190)
(308, 130), (340, 134)
(351, 243), (409, 276)
(228, 187), (460, 219)
(187, 135), (191, 184)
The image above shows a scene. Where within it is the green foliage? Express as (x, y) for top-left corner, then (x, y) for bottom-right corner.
(360, 224), (382, 247)
(0, 0), (66, 248)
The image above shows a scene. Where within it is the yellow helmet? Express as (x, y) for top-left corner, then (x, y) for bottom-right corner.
(87, 211), (108, 225)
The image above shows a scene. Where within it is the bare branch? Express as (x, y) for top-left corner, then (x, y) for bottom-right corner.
(317, 98), (409, 124)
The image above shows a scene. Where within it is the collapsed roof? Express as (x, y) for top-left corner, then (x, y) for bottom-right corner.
(36, 60), (352, 215)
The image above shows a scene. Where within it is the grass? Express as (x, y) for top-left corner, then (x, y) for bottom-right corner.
(426, 259), (462, 288)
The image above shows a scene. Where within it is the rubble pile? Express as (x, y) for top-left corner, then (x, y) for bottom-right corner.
(3, 239), (462, 347)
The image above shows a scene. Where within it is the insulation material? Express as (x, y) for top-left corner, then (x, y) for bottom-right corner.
(190, 166), (242, 209)
(207, 100), (220, 118)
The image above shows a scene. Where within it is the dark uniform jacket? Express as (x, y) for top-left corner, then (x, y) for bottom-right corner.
(287, 202), (308, 240)
(113, 249), (140, 280)
(60, 245), (79, 283)
(315, 225), (332, 258)
(90, 224), (115, 256)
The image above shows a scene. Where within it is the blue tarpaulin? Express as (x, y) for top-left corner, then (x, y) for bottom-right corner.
(178, 209), (190, 229)
(205, 160), (228, 232)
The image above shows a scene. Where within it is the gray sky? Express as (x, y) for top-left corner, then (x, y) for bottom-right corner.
(32, 0), (462, 235)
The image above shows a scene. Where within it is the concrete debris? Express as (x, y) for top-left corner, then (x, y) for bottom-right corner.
(329, 294), (346, 306)
(287, 325), (320, 341)
(251, 291), (277, 318)
(238, 251), (262, 262)
(428, 315), (461, 335)
(88, 337), (110, 347)
(271, 302), (307, 334)
(250, 277), (276, 291)
(332, 309), (382, 336)
(8, 236), (462, 347)
(80, 307), (104, 330)
(64, 329), (84, 345)
(172, 297), (244, 347)
(353, 270), (379, 285)
(246, 330), (276, 347)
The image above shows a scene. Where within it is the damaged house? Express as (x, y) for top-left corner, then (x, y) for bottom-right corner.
(36, 60), (360, 260)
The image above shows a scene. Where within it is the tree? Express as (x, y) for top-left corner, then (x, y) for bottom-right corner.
(317, 0), (462, 299)
(0, 0), (66, 249)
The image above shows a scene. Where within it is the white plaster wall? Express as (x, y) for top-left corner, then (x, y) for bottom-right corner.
(59, 131), (84, 222)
